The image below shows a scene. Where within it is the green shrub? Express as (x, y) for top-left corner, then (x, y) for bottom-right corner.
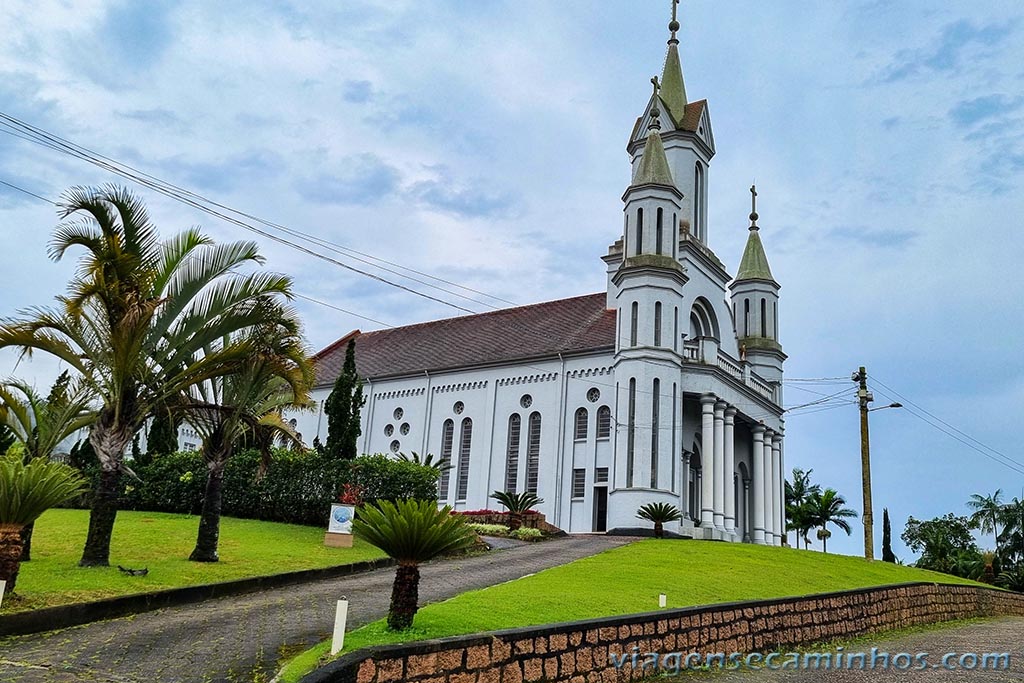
(348, 454), (440, 505)
(510, 527), (543, 541)
(466, 523), (510, 537)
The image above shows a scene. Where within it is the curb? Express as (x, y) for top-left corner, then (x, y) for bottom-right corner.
(0, 557), (396, 638)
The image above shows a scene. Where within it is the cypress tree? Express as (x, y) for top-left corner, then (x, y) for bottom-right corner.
(882, 507), (896, 563)
(325, 339), (364, 460)
(146, 404), (180, 459)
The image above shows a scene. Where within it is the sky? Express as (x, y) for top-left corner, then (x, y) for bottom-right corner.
(0, 0), (1022, 560)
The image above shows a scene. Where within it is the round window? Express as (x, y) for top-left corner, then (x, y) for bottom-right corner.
(587, 388), (600, 403)
(453, 401), (465, 414)
(393, 407), (404, 420)
(400, 423), (410, 435)
(520, 394), (533, 409)
(384, 424), (394, 436)
(390, 440), (401, 453)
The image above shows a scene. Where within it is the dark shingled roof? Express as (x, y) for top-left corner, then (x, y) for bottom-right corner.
(313, 293), (616, 386)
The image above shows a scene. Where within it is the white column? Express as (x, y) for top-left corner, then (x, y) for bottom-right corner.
(773, 433), (784, 547)
(763, 429), (776, 545)
(712, 400), (726, 532)
(724, 407), (737, 535)
(751, 425), (766, 544)
(699, 395), (716, 529)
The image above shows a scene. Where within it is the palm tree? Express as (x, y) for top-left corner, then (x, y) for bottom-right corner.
(999, 497), (1024, 566)
(806, 488), (857, 553)
(0, 186), (294, 566)
(0, 456), (87, 594)
(397, 451), (452, 473)
(186, 324), (313, 562)
(967, 489), (1004, 557)
(490, 490), (544, 530)
(785, 468), (820, 549)
(353, 499), (475, 630)
(637, 502), (683, 538)
(0, 373), (94, 560)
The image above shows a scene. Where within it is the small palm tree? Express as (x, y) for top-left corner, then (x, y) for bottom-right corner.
(967, 490), (1004, 557)
(0, 186), (295, 567)
(0, 456), (87, 594)
(637, 502), (683, 538)
(997, 565), (1024, 593)
(186, 324), (313, 562)
(490, 490), (544, 530)
(0, 373), (95, 560)
(353, 499), (475, 630)
(397, 451), (452, 473)
(806, 488), (857, 553)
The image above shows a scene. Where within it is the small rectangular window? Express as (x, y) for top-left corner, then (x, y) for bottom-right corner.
(595, 467), (609, 483)
(572, 469), (586, 498)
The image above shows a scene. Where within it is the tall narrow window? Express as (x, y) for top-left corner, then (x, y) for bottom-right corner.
(574, 407), (588, 440)
(438, 419), (454, 500)
(572, 469), (586, 499)
(671, 383), (677, 492)
(773, 302), (778, 339)
(654, 302), (662, 346)
(694, 163), (704, 240)
(630, 302), (638, 346)
(651, 378), (660, 489)
(596, 406), (611, 439)
(623, 214), (628, 256)
(656, 208), (664, 255)
(525, 412), (542, 494)
(760, 298), (767, 337)
(456, 418), (473, 500)
(627, 378), (636, 488)
(673, 306), (679, 351)
(744, 299), (750, 337)
(672, 213), (677, 257)
(505, 414), (521, 493)
(636, 208), (644, 254)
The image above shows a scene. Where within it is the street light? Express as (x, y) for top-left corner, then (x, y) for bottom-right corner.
(853, 368), (902, 560)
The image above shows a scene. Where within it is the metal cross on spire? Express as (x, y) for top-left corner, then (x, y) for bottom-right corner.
(749, 184), (759, 229)
(669, 0), (681, 44)
(649, 76), (662, 130)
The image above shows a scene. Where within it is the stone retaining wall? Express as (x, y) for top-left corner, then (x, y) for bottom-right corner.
(300, 582), (1024, 683)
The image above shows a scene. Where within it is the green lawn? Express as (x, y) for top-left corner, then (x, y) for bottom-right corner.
(3, 508), (385, 614)
(279, 539), (984, 682)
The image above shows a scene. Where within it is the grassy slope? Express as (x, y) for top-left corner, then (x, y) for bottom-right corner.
(279, 539), (983, 682)
(3, 508), (385, 614)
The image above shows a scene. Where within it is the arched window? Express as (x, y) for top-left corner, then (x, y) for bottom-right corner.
(636, 207), (644, 255)
(694, 162), (704, 240)
(773, 302), (778, 339)
(438, 419), (454, 500)
(505, 414), (521, 493)
(630, 302), (638, 346)
(690, 298), (721, 340)
(526, 412), (542, 494)
(654, 302), (662, 346)
(596, 406), (611, 439)
(456, 418), (473, 501)
(743, 299), (750, 337)
(623, 213), (628, 255)
(673, 306), (679, 351)
(672, 213), (677, 257)
(627, 378), (637, 488)
(651, 378), (660, 489)
(656, 207), (664, 255)
(760, 298), (767, 337)
(574, 407), (588, 440)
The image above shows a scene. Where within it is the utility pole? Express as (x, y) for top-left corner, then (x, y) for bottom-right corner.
(854, 366), (874, 560)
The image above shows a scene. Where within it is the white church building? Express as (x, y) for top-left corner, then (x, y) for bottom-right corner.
(296, 12), (788, 544)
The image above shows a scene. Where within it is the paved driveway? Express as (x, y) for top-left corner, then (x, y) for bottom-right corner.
(0, 535), (631, 683)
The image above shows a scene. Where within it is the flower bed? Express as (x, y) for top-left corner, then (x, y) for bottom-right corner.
(452, 510), (561, 534)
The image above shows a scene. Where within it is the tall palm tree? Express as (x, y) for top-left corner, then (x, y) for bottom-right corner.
(186, 323), (313, 562)
(0, 456), (87, 594)
(0, 186), (294, 566)
(0, 373), (95, 560)
(998, 497), (1024, 566)
(967, 489), (1004, 557)
(806, 488), (857, 553)
(353, 499), (476, 630)
(785, 468), (820, 549)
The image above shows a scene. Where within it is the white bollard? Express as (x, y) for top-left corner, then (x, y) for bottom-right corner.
(331, 598), (349, 655)
(659, 593), (667, 608)
(0, 580), (5, 609)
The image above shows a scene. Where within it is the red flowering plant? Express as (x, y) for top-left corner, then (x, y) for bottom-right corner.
(339, 482), (364, 506)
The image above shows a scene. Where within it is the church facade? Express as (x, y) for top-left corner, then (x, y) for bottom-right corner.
(297, 13), (788, 543)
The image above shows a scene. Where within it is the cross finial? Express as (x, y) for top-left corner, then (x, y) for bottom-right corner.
(648, 76), (662, 131)
(669, 0), (681, 44)
(749, 184), (759, 230)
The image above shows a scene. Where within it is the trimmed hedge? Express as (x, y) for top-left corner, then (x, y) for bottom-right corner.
(75, 448), (439, 527)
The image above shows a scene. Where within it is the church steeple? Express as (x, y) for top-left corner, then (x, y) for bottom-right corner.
(659, 0), (688, 125)
(632, 79), (675, 188)
(735, 185), (777, 283)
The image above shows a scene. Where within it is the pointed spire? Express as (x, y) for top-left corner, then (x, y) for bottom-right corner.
(633, 78), (674, 187)
(659, 0), (687, 125)
(735, 185), (776, 282)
